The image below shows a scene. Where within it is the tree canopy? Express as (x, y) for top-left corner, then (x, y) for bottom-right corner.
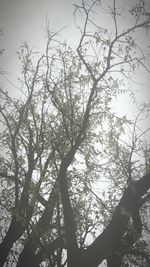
(0, 1), (150, 266)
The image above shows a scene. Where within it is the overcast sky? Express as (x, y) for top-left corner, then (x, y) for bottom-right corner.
(0, 0), (77, 80)
(0, 0), (75, 48)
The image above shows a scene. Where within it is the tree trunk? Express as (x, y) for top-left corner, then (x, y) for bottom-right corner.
(107, 253), (123, 267)
(0, 217), (25, 267)
(83, 173), (150, 267)
(5, 173), (150, 267)
(17, 182), (58, 267)
(16, 241), (39, 267)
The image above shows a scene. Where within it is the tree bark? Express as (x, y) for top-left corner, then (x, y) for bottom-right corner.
(16, 182), (58, 267)
(107, 253), (123, 267)
(83, 173), (150, 267)
(0, 217), (26, 267)
(3, 173), (149, 267)
(16, 240), (40, 267)
(58, 164), (78, 267)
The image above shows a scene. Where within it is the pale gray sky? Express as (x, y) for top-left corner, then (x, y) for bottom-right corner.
(0, 0), (75, 46)
(0, 0), (76, 82)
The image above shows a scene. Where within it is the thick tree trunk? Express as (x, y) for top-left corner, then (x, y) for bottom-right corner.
(16, 241), (39, 267)
(17, 182), (58, 267)
(58, 164), (78, 267)
(83, 173), (150, 267)
(107, 253), (123, 267)
(0, 217), (25, 267)
(0, 229), (14, 267)
(7, 173), (150, 267)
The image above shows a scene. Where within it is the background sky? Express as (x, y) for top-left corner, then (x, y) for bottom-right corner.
(0, 0), (150, 122)
(0, 0), (76, 86)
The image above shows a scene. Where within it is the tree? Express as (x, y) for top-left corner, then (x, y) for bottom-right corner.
(0, 0), (150, 266)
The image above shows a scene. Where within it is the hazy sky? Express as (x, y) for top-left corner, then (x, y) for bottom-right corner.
(0, 0), (75, 47)
(0, 0), (76, 79)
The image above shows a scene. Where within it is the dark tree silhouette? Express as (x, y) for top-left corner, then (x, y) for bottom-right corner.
(0, 1), (150, 266)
